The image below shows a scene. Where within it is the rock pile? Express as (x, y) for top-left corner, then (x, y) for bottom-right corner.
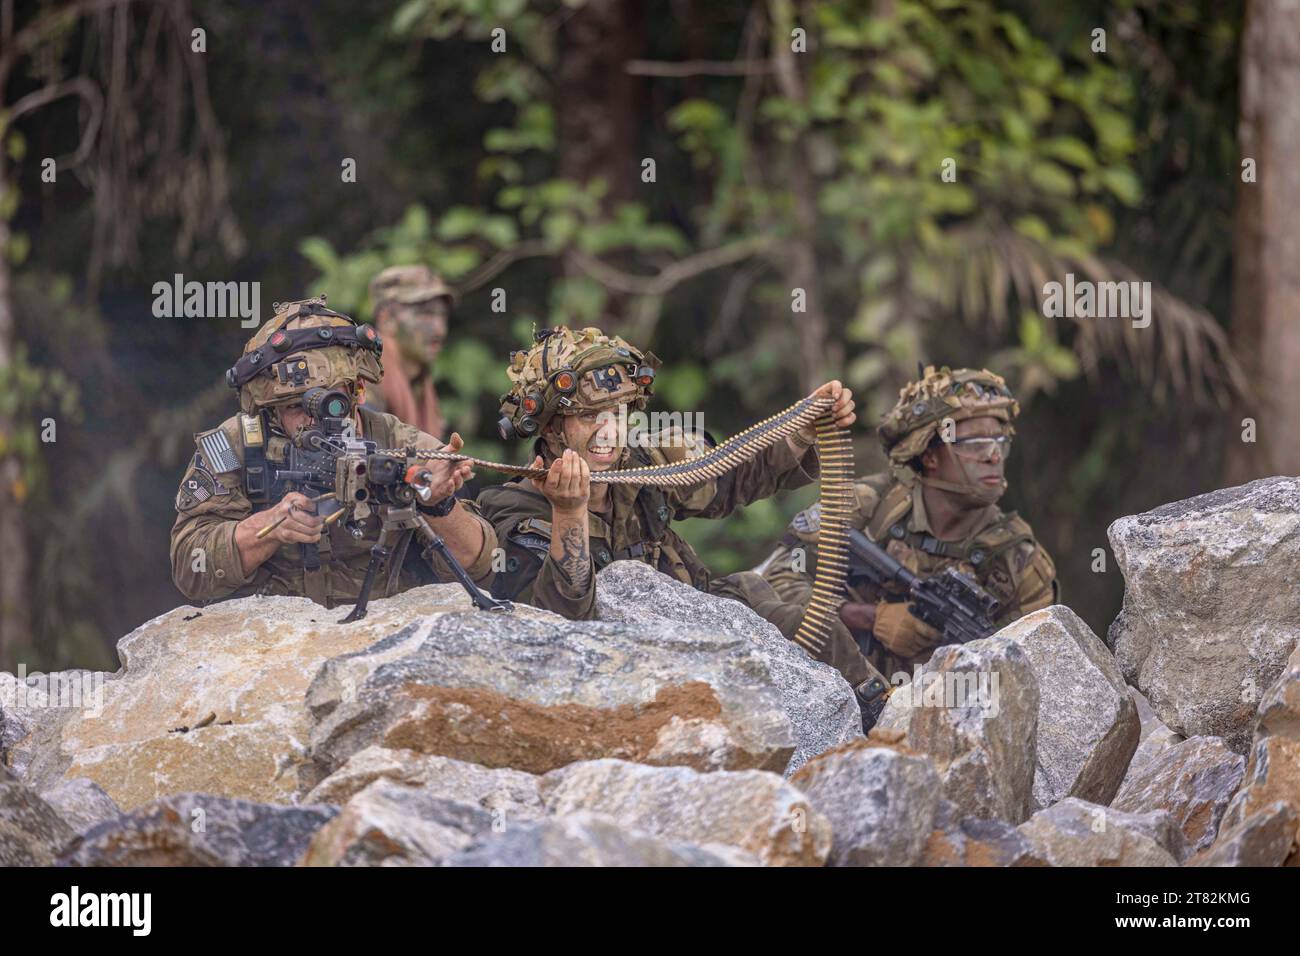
(2, 478), (1297, 866)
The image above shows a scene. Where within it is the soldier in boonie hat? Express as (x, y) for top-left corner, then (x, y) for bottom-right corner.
(366, 265), (456, 437)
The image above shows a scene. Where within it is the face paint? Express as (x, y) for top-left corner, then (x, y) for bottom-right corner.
(390, 304), (449, 365)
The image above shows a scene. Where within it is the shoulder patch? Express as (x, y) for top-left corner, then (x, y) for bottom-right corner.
(982, 562), (1017, 605)
(507, 517), (552, 555)
(191, 454), (231, 495)
(176, 469), (218, 513)
(196, 428), (240, 474)
(791, 502), (822, 535)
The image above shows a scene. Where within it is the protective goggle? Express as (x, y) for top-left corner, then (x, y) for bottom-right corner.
(948, 434), (1012, 461)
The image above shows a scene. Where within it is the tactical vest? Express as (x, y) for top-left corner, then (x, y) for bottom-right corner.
(862, 482), (1035, 611)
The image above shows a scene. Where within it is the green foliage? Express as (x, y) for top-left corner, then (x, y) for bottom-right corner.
(0, 345), (81, 489)
(989, 311), (1081, 399)
(288, 0), (1225, 585)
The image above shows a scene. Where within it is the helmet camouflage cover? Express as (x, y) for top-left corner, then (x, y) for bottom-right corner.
(879, 365), (1019, 479)
(228, 295), (385, 415)
(497, 326), (660, 441)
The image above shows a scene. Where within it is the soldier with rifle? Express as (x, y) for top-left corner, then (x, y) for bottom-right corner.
(760, 365), (1058, 690)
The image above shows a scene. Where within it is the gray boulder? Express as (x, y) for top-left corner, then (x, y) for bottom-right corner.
(919, 800), (1046, 866)
(997, 606), (1139, 809)
(1108, 477), (1300, 752)
(874, 637), (1040, 823)
(0, 775), (75, 865)
(442, 812), (758, 866)
(1191, 801), (1298, 867)
(306, 580), (840, 782)
(1017, 798), (1178, 867)
(595, 561), (861, 773)
(1111, 736), (1244, 859)
(40, 777), (121, 835)
(538, 758), (830, 866)
(300, 781), (492, 866)
(1217, 642), (1300, 840)
(58, 793), (336, 866)
(790, 741), (939, 866)
(303, 746), (543, 823)
(1, 668), (114, 785)
(1119, 688), (1185, 790)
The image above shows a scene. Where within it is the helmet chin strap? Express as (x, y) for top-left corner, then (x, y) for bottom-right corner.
(920, 450), (1005, 506)
(541, 427), (567, 462)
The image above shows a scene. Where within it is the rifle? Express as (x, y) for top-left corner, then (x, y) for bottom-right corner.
(846, 527), (999, 646)
(266, 387), (512, 621)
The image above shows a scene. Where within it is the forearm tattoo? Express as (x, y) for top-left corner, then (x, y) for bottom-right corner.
(558, 525), (592, 591)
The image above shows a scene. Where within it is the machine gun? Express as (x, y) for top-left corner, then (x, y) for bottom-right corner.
(846, 527), (999, 647)
(261, 386), (511, 621)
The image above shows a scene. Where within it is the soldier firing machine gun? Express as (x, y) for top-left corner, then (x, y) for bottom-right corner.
(256, 386), (511, 621)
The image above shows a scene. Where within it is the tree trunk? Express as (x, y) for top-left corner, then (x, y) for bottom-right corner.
(557, 0), (645, 206)
(770, 0), (838, 391)
(0, 176), (31, 664)
(1225, 0), (1300, 484)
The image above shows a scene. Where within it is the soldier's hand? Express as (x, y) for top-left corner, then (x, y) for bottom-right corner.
(531, 450), (590, 515)
(811, 380), (856, 430)
(260, 492), (324, 545)
(838, 601), (877, 634)
(418, 432), (475, 501)
(792, 381), (856, 449)
(873, 600), (943, 658)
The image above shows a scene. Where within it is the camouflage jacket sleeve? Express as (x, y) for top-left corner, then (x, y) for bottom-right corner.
(667, 430), (821, 520)
(761, 477), (883, 608)
(474, 483), (596, 620)
(170, 419), (260, 603)
(995, 540), (1059, 626)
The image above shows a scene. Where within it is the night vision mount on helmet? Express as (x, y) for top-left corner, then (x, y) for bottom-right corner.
(226, 296), (386, 415)
(496, 326), (660, 441)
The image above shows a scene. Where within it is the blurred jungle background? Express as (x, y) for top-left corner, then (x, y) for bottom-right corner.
(2, 0), (1291, 670)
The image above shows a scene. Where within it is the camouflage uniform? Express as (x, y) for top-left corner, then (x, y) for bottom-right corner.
(362, 265), (455, 437)
(476, 326), (819, 620)
(170, 297), (495, 608)
(762, 366), (1058, 682)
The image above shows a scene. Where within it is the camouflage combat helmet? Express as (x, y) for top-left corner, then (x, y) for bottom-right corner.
(497, 326), (660, 442)
(879, 365), (1019, 482)
(369, 265), (457, 310)
(226, 295), (385, 415)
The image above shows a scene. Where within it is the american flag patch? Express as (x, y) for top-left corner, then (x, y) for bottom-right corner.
(198, 429), (240, 473)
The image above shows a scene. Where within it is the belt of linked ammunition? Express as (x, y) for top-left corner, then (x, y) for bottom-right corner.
(390, 395), (852, 658)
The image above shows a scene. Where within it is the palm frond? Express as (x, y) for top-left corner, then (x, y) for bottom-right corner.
(947, 228), (1248, 409)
